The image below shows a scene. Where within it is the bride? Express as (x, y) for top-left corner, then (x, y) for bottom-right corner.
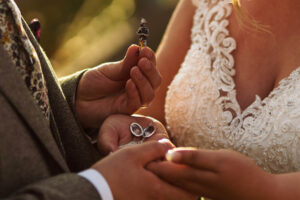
(137, 0), (300, 199)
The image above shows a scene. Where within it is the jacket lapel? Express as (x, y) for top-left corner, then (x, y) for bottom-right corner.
(0, 43), (69, 172)
(22, 18), (98, 171)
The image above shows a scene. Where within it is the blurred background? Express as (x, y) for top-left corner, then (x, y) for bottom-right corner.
(15, 0), (178, 77)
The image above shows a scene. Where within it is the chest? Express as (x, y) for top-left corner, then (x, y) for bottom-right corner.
(165, 0), (300, 173)
(232, 53), (278, 111)
(165, 48), (300, 173)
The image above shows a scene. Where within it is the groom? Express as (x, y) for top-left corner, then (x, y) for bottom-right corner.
(0, 0), (194, 199)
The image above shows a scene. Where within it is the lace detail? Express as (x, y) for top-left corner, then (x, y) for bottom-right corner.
(165, 0), (300, 173)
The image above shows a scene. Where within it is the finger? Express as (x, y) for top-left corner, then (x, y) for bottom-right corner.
(138, 57), (161, 89)
(139, 46), (156, 66)
(153, 177), (198, 200)
(130, 66), (154, 105)
(147, 161), (217, 198)
(130, 140), (174, 165)
(144, 134), (169, 143)
(121, 45), (140, 77)
(124, 79), (141, 113)
(97, 123), (119, 155)
(100, 45), (139, 81)
(147, 161), (217, 190)
(166, 149), (219, 171)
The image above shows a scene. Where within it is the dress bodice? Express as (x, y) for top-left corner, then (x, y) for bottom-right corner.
(165, 0), (300, 173)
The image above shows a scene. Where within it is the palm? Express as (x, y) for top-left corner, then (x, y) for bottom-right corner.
(97, 114), (169, 156)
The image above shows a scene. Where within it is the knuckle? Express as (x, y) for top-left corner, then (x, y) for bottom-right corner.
(138, 57), (148, 66)
(130, 66), (138, 76)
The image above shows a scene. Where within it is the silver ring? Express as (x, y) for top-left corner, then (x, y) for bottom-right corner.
(130, 122), (144, 137)
(130, 122), (156, 139)
(143, 125), (156, 138)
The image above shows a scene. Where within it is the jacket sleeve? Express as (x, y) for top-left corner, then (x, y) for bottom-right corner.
(59, 69), (88, 115)
(58, 70), (99, 140)
(5, 174), (101, 200)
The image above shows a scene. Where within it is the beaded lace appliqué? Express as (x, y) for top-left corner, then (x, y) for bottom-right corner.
(165, 0), (300, 173)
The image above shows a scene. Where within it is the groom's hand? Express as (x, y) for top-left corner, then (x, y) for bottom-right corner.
(97, 114), (171, 156)
(75, 45), (161, 128)
(92, 141), (197, 200)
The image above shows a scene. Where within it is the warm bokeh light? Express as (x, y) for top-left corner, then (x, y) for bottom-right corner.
(16, 0), (178, 77)
(52, 0), (136, 76)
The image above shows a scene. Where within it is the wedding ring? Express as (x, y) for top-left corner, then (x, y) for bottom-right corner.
(130, 122), (156, 138)
(130, 122), (144, 137)
(143, 125), (156, 138)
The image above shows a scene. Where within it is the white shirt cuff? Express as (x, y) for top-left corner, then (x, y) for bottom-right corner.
(78, 169), (114, 200)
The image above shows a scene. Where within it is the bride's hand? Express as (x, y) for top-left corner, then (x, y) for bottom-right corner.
(147, 148), (277, 200)
(97, 114), (172, 156)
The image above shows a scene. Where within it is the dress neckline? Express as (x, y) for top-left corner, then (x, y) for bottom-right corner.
(225, 10), (300, 115)
(199, 0), (300, 127)
(235, 66), (300, 114)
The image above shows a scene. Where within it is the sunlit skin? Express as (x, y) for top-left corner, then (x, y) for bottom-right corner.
(63, 42), (198, 199)
(134, 0), (300, 199)
(92, 137), (196, 200)
(66, 35), (196, 199)
(97, 114), (170, 156)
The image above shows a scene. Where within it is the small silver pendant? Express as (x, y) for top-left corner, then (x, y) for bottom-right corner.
(122, 122), (157, 149)
(130, 123), (144, 137)
(129, 122), (156, 139)
(143, 125), (156, 138)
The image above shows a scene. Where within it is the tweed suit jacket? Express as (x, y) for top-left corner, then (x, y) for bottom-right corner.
(0, 18), (102, 199)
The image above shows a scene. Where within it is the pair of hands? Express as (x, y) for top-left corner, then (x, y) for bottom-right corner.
(74, 45), (196, 199)
(73, 44), (278, 200)
(92, 115), (197, 200)
(148, 148), (277, 200)
(95, 114), (277, 200)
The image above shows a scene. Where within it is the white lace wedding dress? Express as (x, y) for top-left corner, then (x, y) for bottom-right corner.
(165, 0), (300, 174)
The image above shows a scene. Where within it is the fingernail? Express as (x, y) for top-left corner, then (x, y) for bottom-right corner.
(166, 150), (181, 162)
(158, 138), (171, 144)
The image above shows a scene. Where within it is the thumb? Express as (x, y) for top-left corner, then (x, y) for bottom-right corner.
(131, 139), (174, 165)
(100, 45), (139, 81)
(97, 125), (119, 156)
